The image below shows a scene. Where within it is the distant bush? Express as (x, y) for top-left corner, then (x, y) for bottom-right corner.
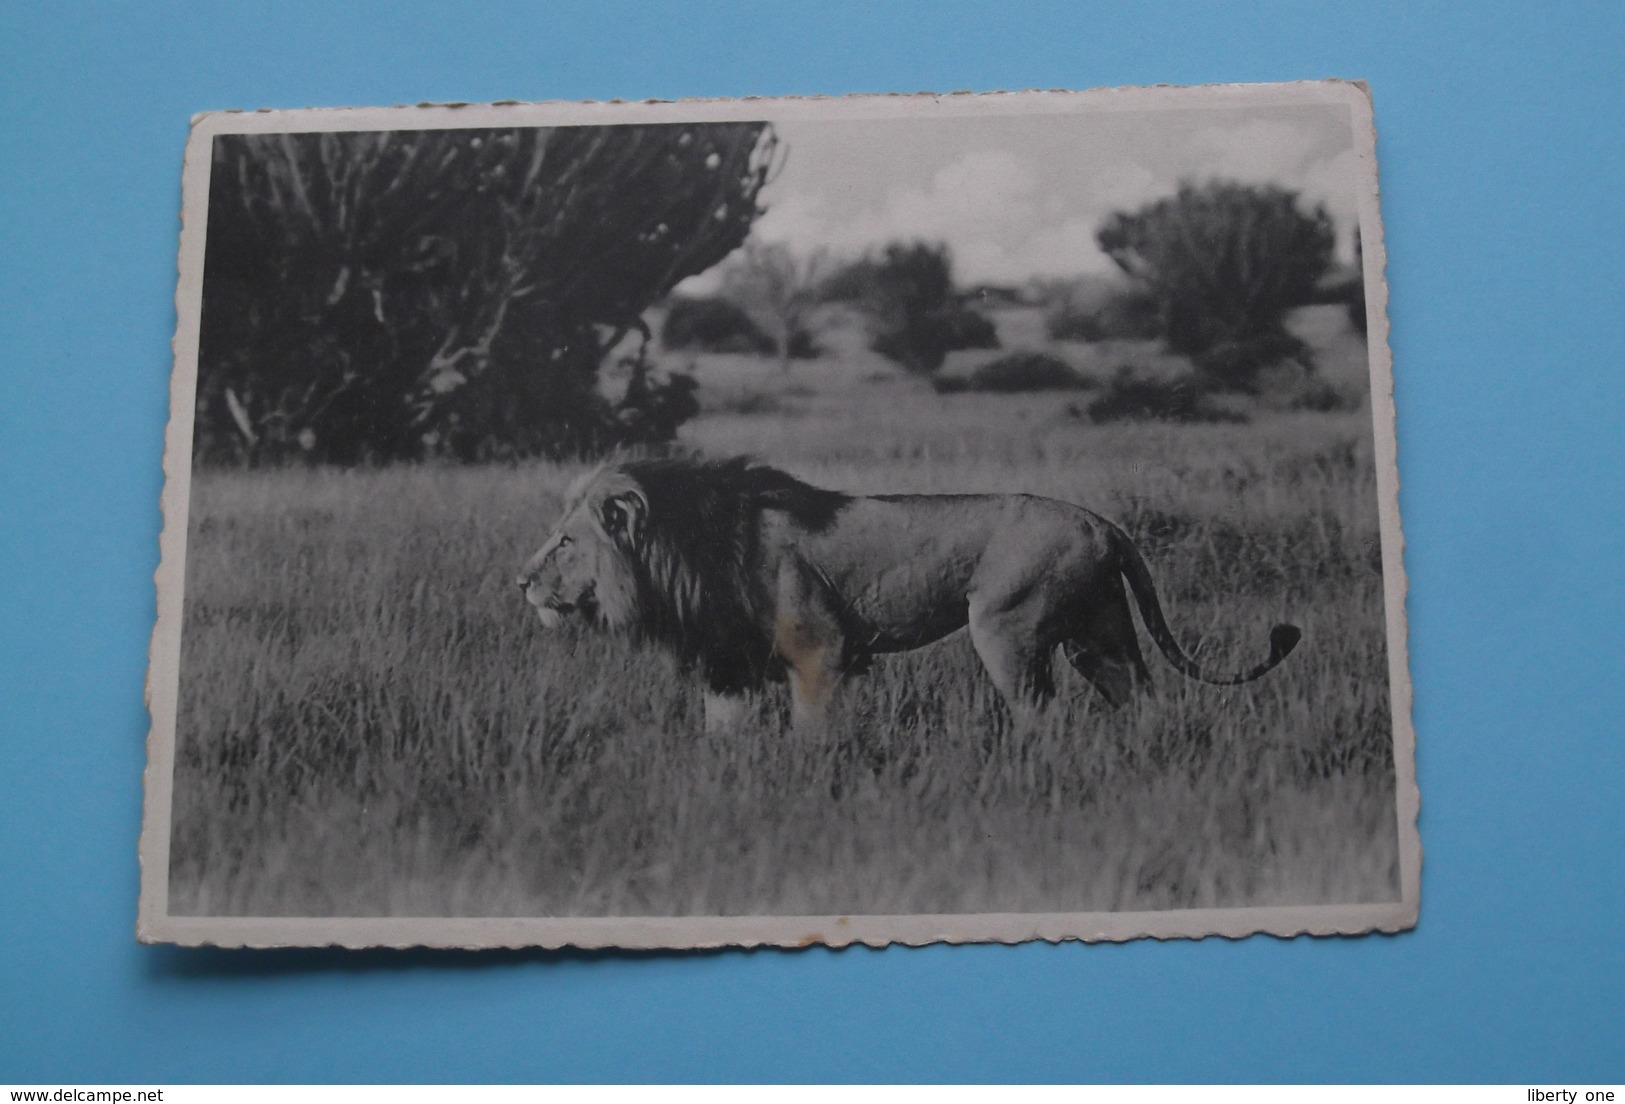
(820, 256), (882, 302)
(1097, 180), (1334, 392)
(1099, 181), (1334, 355)
(1193, 331), (1314, 393)
(871, 304), (999, 372)
(1253, 362), (1364, 413)
(1086, 367), (1247, 424)
(861, 242), (1000, 374)
(704, 389), (785, 416)
(661, 296), (774, 354)
(1041, 278), (1161, 342)
(784, 326), (821, 360)
(944, 306), (1000, 350)
(958, 350), (1085, 393)
(1285, 376), (1359, 412)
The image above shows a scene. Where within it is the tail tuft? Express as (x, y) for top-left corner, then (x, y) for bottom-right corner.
(1268, 623), (1303, 663)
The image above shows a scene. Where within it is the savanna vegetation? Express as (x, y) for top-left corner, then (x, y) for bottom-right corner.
(169, 298), (1399, 918)
(172, 143), (1396, 918)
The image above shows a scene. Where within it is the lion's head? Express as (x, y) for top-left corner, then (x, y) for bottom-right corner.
(517, 457), (852, 694)
(516, 466), (647, 630)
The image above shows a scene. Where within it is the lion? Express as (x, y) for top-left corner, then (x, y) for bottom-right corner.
(517, 457), (1301, 731)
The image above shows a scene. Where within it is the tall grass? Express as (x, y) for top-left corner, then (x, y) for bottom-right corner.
(168, 394), (1399, 918)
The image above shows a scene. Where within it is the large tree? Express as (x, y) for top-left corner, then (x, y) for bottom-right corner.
(197, 122), (777, 463)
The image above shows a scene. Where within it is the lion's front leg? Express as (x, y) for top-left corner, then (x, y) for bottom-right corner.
(773, 558), (847, 736)
(787, 660), (841, 735)
(777, 617), (843, 735)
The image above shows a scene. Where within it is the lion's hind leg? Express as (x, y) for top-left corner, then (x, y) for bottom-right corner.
(1060, 639), (1151, 708)
(1060, 585), (1152, 708)
(967, 598), (1057, 713)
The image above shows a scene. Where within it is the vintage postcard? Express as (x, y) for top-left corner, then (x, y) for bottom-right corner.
(140, 81), (1417, 948)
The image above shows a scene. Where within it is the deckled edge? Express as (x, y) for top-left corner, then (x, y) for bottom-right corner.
(138, 111), (213, 943)
(140, 903), (1419, 951)
(1349, 80), (1423, 928)
(139, 79), (1419, 950)
(175, 78), (1383, 134)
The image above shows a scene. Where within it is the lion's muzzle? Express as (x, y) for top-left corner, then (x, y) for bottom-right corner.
(517, 573), (557, 625)
(518, 571), (595, 629)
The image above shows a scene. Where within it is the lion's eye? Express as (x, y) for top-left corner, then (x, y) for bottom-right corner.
(556, 535), (572, 549)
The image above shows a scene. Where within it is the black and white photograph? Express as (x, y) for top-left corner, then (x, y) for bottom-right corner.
(139, 83), (1417, 948)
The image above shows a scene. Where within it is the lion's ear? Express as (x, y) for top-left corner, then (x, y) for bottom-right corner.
(599, 489), (647, 544)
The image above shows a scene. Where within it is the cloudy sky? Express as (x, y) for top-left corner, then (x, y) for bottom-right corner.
(691, 101), (1360, 290)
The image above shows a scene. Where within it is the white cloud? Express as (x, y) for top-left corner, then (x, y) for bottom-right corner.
(750, 149), (1159, 283)
(750, 149), (1044, 278)
(1191, 118), (1321, 184)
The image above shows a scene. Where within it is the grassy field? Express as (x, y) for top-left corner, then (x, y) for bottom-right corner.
(167, 305), (1401, 918)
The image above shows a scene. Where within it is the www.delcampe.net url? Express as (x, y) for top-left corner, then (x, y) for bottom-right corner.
(10, 1092), (164, 1102)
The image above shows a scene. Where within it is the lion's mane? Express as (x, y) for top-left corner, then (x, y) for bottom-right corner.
(596, 457), (849, 693)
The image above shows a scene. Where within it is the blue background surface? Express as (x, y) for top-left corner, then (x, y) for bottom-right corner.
(1, 0), (1620, 1084)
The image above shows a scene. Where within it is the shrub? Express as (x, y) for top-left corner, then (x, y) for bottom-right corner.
(1086, 367), (1247, 424)
(661, 296), (775, 354)
(704, 389), (784, 416)
(1286, 376), (1359, 412)
(863, 242), (999, 374)
(1254, 364), (1363, 413)
(1097, 180), (1334, 389)
(785, 325), (822, 360)
(870, 305), (998, 373)
(1194, 331), (1315, 393)
(819, 256), (882, 302)
(964, 351), (1086, 393)
(944, 305), (1000, 350)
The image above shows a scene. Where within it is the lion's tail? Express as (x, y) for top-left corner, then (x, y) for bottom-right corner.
(1107, 523), (1302, 686)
